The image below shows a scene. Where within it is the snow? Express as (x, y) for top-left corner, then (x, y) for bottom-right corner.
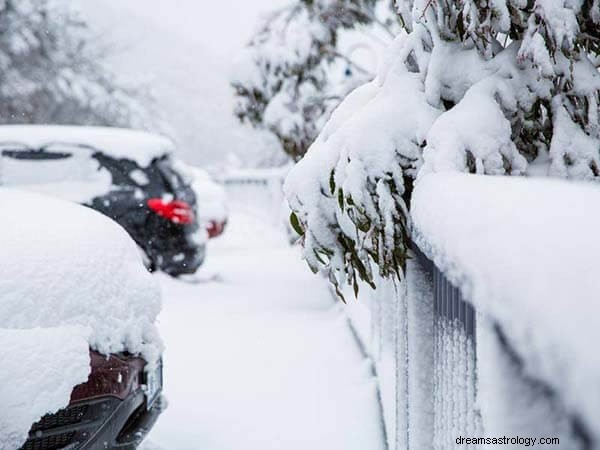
(0, 326), (91, 450)
(142, 208), (386, 450)
(0, 189), (162, 363)
(0, 125), (173, 167)
(284, 41), (440, 286)
(476, 316), (581, 448)
(0, 148), (113, 203)
(405, 261), (435, 450)
(411, 172), (600, 440)
(284, 3), (600, 294)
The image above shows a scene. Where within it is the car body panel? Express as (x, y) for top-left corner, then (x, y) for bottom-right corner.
(20, 352), (164, 450)
(0, 126), (206, 275)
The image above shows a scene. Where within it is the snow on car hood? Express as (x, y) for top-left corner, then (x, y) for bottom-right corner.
(0, 189), (163, 363)
(0, 125), (173, 167)
(0, 326), (91, 450)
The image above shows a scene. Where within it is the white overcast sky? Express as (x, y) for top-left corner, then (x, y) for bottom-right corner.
(79, 0), (290, 166)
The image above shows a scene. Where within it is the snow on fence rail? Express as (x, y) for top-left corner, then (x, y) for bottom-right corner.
(216, 167), (289, 224)
(351, 173), (600, 450)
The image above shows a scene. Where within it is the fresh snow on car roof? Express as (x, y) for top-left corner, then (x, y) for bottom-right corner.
(0, 188), (163, 363)
(0, 125), (174, 166)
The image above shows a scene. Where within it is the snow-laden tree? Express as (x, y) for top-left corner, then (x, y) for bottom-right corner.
(284, 0), (600, 297)
(0, 0), (157, 129)
(231, 0), (400, 161)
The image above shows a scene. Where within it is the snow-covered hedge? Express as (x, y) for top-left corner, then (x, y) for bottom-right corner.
(284, 0), (600, 296)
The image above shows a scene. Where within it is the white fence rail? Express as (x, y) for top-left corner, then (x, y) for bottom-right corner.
(216, 167), (289, 226)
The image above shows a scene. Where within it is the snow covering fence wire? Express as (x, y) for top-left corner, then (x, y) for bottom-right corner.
(409, 241), (593, 450)
(412, 244), (480, 449)
(345, 232), (592, 450)
(408, 172), (600, 448)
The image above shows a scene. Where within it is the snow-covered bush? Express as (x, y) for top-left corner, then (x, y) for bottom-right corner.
(285, 0), (600, 296)
(232, 0), (400, 161)
(0, 0), (157, 129)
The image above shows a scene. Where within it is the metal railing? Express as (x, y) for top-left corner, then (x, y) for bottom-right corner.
(412, 245), (479, 449)
(408, 242), (594, 450)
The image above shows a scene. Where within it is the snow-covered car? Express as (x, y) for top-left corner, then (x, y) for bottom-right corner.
(174, 161), (228, 238)
(0, 125), (206, 276)
(0, 189), (164, 450)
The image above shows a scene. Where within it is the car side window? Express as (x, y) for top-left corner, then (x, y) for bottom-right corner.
(92, 152), (156, 191)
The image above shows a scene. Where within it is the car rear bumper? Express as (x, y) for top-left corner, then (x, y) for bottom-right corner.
(21, 391), (164, 450)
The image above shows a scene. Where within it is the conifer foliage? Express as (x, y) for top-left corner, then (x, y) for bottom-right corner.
(284, 0), (600, 296)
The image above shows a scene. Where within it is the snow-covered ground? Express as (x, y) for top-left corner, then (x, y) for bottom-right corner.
(143, 208), (387, 449)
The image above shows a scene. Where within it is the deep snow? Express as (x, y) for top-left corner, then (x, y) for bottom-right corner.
(0, 190), (162, 363)
(0, 125), (173, 166)
(0, 190), (162, 449)
(0, 326), (90, 449)
(143, 209), (386, 450)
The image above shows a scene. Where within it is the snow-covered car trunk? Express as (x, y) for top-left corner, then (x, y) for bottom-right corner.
(0, 189), (163, 450)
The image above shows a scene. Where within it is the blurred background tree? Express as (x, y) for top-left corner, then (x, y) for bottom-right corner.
(231, 0), (400, 162)
(0, 0), (160, 130)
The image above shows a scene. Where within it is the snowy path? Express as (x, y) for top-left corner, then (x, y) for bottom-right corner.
(144, 211), (387, 450)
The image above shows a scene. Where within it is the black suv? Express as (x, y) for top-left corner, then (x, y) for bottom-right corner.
(0, 125), (205, 275)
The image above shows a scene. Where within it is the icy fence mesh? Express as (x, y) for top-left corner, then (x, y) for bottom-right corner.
(344, 242), (597, 450)
(430, 261), (480, 450)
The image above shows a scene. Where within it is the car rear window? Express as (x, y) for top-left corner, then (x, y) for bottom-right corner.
(0, 144), (102, 186)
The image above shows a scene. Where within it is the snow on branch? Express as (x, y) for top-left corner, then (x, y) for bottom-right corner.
(285, 0), (600, 297)
(231, 0), (400, 161)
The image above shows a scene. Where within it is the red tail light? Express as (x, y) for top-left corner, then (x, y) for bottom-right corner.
(206, 220), (227, 238)
(147, 198), (195, 224)
(70, 351), (144, 403)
